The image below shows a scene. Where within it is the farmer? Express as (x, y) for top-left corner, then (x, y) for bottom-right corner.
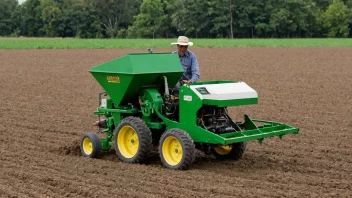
(171, 36), (200, 89)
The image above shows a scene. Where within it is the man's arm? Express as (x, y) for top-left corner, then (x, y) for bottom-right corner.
(190, 54), (200, 82)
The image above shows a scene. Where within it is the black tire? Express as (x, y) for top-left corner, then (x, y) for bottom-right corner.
(212, 142), (246, 160)
(113, 116), (152, 163)
(159, 128), (195, 170)
(80, 132), (101, 158)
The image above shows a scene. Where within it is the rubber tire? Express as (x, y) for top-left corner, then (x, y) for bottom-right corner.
(80, 132), (101, 158)
(159, 129), (196, 170)
(212, 142), (246, 160)
(113, 116), (152, 164)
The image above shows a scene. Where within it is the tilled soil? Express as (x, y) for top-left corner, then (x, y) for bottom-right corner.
(0, 48), (351, 197)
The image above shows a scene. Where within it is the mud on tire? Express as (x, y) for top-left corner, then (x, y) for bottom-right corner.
(113, 116), (153, 163)
(80, 132), (101, 158)
(159, 128), (196, 170)
(212, 142), (246, 160)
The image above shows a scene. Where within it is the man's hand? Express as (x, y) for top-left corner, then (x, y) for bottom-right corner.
(178, 79), (192, 86)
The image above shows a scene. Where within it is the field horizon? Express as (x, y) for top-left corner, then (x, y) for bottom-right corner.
(1, 37), (352, 49)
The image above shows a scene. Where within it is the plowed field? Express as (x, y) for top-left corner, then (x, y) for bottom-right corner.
(0, 48), (351, 197)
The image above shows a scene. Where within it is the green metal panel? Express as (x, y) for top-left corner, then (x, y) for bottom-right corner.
(139, 88), (165, 129)
(89, 53), (184, 106)
(94, 106), (139, 114)
(89, 53), (184, 74)
(191, 80), (237, 85)
(202, 98), (258, 107)
(178, 85), (203, 125)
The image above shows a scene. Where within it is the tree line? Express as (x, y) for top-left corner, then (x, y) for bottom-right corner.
(1, 0), (352, 38)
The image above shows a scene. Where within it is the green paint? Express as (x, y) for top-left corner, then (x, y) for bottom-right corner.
(191, 80), (237, 85)
(89, 53), (184, 107)
(146, 121), (164, 129)
(203, 98), (258, 107)
(95, 107), (139, 114)
(85, 51), (299, 161)
(101, 138), (110, 151)
(179, 85), (203, 126)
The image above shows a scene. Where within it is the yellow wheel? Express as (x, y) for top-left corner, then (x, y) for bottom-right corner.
(117, 126), (139, 158)
(82, 137), (93, 155)
(213, 145), (232, 155)
(80, 132), (101, 158)
(212, 142), (246, 160)
(162, 136), (183, 166)
(114, 117), (152, 163)
(159, 129), (195, 170)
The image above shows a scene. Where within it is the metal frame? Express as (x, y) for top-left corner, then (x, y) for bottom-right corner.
(93, 83), (299, 151)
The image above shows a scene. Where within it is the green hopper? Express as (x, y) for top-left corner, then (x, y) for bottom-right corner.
(89, 52), (184, 107)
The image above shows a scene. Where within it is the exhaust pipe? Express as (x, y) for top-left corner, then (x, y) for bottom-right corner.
(163, 76), (169, 96)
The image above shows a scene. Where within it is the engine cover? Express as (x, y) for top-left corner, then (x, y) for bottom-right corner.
(190, 82), (257, 99)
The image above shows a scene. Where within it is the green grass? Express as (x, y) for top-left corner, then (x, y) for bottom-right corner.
(1, 38), (352, 49)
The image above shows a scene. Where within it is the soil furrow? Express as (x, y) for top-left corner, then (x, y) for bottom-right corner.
(1, 48), (351, 197)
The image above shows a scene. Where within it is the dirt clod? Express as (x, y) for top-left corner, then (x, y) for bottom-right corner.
(59, 139), (81, 156)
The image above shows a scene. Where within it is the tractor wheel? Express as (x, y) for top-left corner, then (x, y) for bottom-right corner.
(80, 132), (101, 158)
(113, 116), (152, 163)
(159, 129), (195, 170)
(212, 142), (246, 160)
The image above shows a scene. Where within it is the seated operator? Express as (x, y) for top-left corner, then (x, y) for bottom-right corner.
(171, 36), (200, 89)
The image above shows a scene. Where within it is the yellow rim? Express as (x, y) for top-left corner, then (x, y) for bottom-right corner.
(82, 137), (93, 155)
(117, 126), (139, 158)
(213, 145), (232, 155)
(162, 136), (183, 166)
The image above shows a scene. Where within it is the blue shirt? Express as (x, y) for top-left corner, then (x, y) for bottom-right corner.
(172, 50), (200, 82)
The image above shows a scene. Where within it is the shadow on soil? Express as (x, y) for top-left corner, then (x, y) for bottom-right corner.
(54, 139), (293, 173)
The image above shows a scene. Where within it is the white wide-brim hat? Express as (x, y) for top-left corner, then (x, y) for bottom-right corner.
(171, 36), (193, 46)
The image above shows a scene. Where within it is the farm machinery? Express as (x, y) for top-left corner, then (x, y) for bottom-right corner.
(80, 51), (299, 170)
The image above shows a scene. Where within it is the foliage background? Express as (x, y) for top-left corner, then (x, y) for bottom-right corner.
(1, 0), (352, 38)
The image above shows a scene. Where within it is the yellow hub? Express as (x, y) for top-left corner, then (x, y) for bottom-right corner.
(82, 137), (93, 155)
(162, 136), (183, 166)
(214, 145), (232, 155)
(118, 126), (139, 158)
